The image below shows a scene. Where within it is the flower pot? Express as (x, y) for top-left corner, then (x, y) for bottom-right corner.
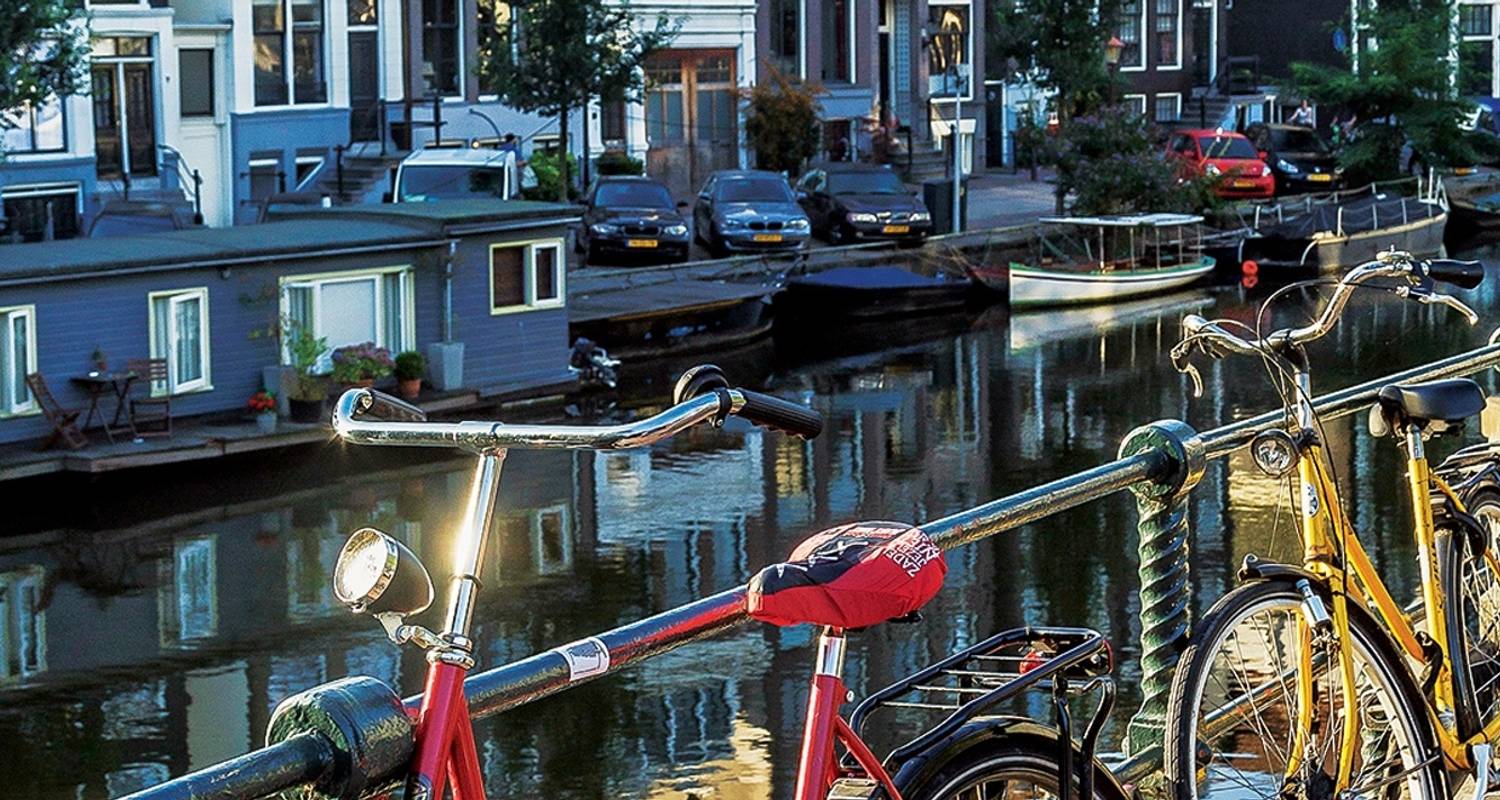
(288, 397), (325, 424)
(398, 377), (422, 401)
(255, 412), (278, 434)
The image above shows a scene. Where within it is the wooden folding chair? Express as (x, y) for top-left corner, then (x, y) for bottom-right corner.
(126, 358), (173, 438)
(24, 373), (89, 450)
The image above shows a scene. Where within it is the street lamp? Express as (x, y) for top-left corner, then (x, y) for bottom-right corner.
(1104, 36), (1125, 106)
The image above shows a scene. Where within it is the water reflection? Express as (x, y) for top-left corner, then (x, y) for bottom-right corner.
(6, 260), (1500, 798)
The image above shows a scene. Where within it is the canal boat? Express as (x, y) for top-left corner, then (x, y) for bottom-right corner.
(779, 265), (973, 320)
(1444, 172), (1500, 243)
(1005, 214), (1217, 308)
(1232, 182), (1448, 273)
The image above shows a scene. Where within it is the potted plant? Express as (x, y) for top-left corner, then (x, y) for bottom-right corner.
(90, 346), (108, 373)
(330, 342), (394, 389)
(394, 350), (426, 401)
(248, 390), (278, 433)
(285, 321), (330, 423)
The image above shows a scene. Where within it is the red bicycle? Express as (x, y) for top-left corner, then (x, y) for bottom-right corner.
(323, 366), (1128, 800)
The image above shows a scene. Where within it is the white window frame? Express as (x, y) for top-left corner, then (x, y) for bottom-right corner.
(1122, 93), (1148, 116)
(1152, 0), (1184, 71)
(530, 503), (573, 575)
(279, 265), (416, 370)
(294, 155), (325, 190)
(489, 239), (566, 315)
(1118, 0), (1147, 71)
(0, 305), (38, 418)
(1459, 0), (1500, 96)
(251, 0), (332, 110)
(928, 0), (975, 103)
(1154, 92), (1182, 122)
(148, 287), (212, 395)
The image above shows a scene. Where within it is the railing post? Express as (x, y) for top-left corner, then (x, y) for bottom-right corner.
(1120, 419), (1205, 758)
(191, 169), (204, 225)
(334, 144), (346, 199)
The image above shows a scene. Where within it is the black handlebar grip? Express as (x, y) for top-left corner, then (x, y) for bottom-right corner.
(1426, 259), (1486, 290)
(356, 389), (428, 423)
(735, 390), (823, 440)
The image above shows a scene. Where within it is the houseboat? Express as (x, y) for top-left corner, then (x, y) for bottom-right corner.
(1444, 172), (1500, 243)
(779, 265), (974, 321)
(1233, 183), (1447, 273)
(999, 215), (1217, 308)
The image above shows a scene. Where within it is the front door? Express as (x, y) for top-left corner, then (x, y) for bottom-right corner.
(1192, 0), (1214, 88)
(92, 65), (122, 177)
(92, 37), (158, 179)
(348, 31), (380, 141)
(643, 50), (738, 199)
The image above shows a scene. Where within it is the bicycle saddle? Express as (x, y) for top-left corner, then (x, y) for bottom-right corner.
(1370, 378), (1486, 437)
(747, 522), (947, 629)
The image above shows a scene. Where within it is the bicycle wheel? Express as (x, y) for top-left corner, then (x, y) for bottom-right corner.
(1163, 578), (1441, 800)
(1443, 487), (1500, 739)
(904, 733), (1129, 800)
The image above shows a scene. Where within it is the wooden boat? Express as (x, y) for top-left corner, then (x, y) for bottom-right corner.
(779, 265), (973, 320)
(569, 279), (776, 360)
(1445, 173), (1500, 243)
(1233, 182), (1447, 273)
(1007, 214), (1217, 308)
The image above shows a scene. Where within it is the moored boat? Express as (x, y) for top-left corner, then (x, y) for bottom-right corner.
(1233, 183), (1447, 272)
(780, 265), (973, 320)
(1445, 172), (1500, 242)
(1007, 214), (1217, 308)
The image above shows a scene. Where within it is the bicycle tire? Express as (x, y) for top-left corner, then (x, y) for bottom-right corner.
(1442, 486), (1500, 741)
(1163, 578), (1442, 800)
(902, 732), (1129, 800)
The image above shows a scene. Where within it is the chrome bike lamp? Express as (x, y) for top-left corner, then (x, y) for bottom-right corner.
(334, 528), (434, 616)
(1250, 429), (1300, 477)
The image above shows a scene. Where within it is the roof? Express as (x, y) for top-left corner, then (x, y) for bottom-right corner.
(1039, 213), (1204, 227)
(268, 198), (580, 227)
(398, 147), (516, 167)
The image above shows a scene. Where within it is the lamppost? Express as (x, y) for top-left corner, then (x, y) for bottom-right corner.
(1105, 36), (1125, 107)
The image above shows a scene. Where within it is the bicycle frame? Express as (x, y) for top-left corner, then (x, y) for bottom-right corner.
(795, 628), (902, 800)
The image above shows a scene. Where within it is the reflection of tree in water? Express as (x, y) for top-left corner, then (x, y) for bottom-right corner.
(51, 537), (152, 601)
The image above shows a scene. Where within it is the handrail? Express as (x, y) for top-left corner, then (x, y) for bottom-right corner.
(116, 338), (1500, 800)
(157, 144), (204, 224)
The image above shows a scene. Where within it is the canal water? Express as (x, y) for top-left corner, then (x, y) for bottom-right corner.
(7, 248), (1500, 799)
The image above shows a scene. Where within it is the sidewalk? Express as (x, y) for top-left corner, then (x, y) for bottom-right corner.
(966, 168), (1060, 229)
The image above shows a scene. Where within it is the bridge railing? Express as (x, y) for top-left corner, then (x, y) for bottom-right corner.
(120, 340), (1500, 800)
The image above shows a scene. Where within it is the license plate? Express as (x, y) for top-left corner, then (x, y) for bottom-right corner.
(753, 233), (782, 243)
(626, 239), (658, 249)
(1233, 179), (1256, 188)
(882, 224), (910, 234)
(1308, 173), (1332, 182)
(1456, 166), (1477, 176)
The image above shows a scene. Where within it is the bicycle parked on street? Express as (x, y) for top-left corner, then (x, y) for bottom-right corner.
(325, 364), (1128, 800)
(1163, 250), (1500, 800)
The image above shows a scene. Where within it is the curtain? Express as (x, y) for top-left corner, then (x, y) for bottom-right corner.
(175, 296), (204, 386)
(382, 272), (405, 351)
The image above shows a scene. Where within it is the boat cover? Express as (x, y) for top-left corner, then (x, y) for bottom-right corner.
(794, 265), (965, 288)
(1254, 194), (1440, 240)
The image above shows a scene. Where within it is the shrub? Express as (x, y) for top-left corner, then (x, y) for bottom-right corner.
(330, 342), (394, 384)
(523, 149), (579, 201)
(394, 350), (426, 381)
(743, 63), (824, 175)
(283, 320), (329, 401)
(595, 150), (644, 176)
(1055, 107), (1219, 216)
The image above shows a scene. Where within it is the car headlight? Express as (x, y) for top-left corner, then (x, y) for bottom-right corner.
(590, 223), (619, 235)
(910, 211), (932, 222)
(1205, 163), (1221, 176)
(722, 218), (746, 230)
(786, 218), (810, 230)
(1260, 163), (1272, 177)
(664, 224), (688, 236)
(1277, 158), (1299, 174)
(848, 212), (878, 224)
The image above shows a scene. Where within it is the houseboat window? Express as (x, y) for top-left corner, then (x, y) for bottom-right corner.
(768, 0), (801, 77)
(1, 95), (65, 153)
(423, 0), (461, 96)
(0, 567), (47, 679)
(254, 0), (328, 106)
(490, 240), (566, 313)
(179, 49), (215, 117)
(1117, 0), (1144, 68)
(282, 268), (414, 368)
(0, 306), (37, 417)
(1154, 0), (1180, 66)
(149, 288), (210, 395)
(1, 184), (80, 242)
(158, 536), (218, 645)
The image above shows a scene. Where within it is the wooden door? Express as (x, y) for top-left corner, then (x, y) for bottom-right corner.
(644, 51), (737, 199)
(93, 65), (123, 178)
(124, 63), (157, 177)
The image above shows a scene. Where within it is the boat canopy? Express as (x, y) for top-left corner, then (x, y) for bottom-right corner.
(1037, 213), (1205, 227)
(1034, 213), (1206, 271)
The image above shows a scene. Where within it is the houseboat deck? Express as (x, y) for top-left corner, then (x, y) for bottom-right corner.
(569, 280), (777, 325)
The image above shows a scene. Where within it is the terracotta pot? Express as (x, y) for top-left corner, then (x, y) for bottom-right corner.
(398, 378), (422, 401)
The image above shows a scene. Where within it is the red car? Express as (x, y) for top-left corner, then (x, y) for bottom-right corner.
(1166, 129), (1275, 199)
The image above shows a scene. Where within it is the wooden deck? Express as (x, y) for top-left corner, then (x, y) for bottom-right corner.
(569, 280), (778, 325)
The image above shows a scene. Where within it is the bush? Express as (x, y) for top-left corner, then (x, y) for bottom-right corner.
(595, 150), (644, 176)
(394, 350), (426, 381)
(743, 63), (824, 175)
(1056, 108), (1219, 216)
(523, 149), (579, 201)
(330, 342), (394, 384)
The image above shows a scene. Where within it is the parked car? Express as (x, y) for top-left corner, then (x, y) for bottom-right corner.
(795, 162), (933, 245)
(390, 146), (519, 203)
(1166, 128), (1275, 199)
(1243, 123), (1343, 194)
(87, 200), (198, 238)
(692, 170), (810, 257)
(578, 176), (691, 264)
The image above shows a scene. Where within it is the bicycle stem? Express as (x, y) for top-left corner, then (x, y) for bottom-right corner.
(438, 450), (507, 665)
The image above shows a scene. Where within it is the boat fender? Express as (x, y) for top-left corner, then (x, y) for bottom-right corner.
(1241, 259), (1259, 276)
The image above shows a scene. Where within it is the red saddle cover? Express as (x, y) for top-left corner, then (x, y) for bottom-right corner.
(746, 521), (947, 628)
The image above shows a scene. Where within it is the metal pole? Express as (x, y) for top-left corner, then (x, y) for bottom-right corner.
(335, 144), (346, 199)
(191, 169), (203, 225)
(433, 95), (443, 147)
(950, 60), (962, 234)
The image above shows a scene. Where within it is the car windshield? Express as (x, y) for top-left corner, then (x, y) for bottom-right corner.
(90, 214), (178, 238)
(826, 170), (908, 195)
(398, 164), (508, 201)
(717, 177), (793, 203)
(1198, 135), (1260, 160)
(1270, 128), (1330, 154)
(595, 181), (674, 209)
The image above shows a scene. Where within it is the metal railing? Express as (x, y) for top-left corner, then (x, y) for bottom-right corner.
(119, 339), (1500, 800)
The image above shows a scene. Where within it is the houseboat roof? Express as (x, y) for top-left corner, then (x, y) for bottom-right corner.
(1038, 213), (1205, 227)
(266, 199), (581, 230)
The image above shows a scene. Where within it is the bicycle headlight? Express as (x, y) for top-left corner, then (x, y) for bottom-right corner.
(1249, 430), (1300, 477)
(334, 527), (434, 615)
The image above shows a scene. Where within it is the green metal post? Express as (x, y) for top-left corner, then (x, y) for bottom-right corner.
(1121, 419), (1205, 757)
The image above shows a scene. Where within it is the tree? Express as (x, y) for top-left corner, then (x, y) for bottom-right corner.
(1289, 0), (1484, 184)
(477, 0), (679, 201)
(1, 0), (89, 153)
(1055, 109), (1218, 215)
(742, 64), (823, 175)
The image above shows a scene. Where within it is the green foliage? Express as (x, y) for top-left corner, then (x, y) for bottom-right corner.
(595, 150), (644, 176)
(282, 320), (329, 401)
(1014, 109), (1050, 168)
(1056, 109), (1219, 216)
(989, 0), (1122, 118)
(743, 63), (824, 175)
(522, 149), (579, 201)
(0, 0), (88, 153)
(476, 0), (679, 199)
(394, 350), (426, 381)
(1288, 0), (1478, 183)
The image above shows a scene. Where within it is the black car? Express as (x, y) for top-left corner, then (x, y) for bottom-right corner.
(795, 163), (933, 245)
(578, 176), (690, 264)
(1243, 123), (1343, 194)
(692, 170), (811, 257)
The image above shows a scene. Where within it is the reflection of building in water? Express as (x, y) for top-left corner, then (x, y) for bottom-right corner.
(158, 535), (218, 646)
(0, 566), (46, 681)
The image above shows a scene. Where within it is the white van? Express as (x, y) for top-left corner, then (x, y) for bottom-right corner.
(391, 146), (521, 203)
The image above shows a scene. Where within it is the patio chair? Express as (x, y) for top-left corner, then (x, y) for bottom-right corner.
(126, 358), (173, 438)
(24, 373), (88, 451)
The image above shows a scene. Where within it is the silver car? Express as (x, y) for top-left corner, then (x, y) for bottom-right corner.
(692, 170), (811, 257)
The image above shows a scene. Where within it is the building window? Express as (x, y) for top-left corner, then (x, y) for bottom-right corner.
(1462, 39), (1495, 97)
(1123, 94), (1148, 117)
(179, 49), (215, 117)
(1117, 0), (1144, 68)
(768, 0), (801, 77)
(645, 57), (685, 145)
(476, 0), (512, 95)
(348, 0), (376, 24)
(1, 184), (80, 243)
(1154, 93), (1182, 123)
(0, 306), (36, 417)
(423, 0), (461, 96)
(490, 240), (566, 313)
(600, 99), (626, 142)
(1154, 0), (1180, 67)
(248, 155), (281, 202)
(149, 288), (211, 395)
(696, 56), (735, 144)
(1462, 3), (1493, 35)
(821, 0), (851, 82)
(281, 267), (414, 368)
(0, 567), (47, 679)
(294, 152), (324, 188)
(1, 96), (65, 153)
(928, 2), (972, 99)
(254, 0), (327, 106)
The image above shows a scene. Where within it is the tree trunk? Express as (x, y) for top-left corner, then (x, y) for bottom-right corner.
(557, 106), (571, 202)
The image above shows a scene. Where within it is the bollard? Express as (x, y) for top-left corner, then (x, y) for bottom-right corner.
(1120, 419), (1205, 758)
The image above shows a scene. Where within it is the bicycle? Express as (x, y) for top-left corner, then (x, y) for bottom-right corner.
(1161, 250), (1500, 800)
(325, 365), (1129, 800)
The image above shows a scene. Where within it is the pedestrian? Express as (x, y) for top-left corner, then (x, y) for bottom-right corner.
(1329, 113), (1346, 149)
(1290, 99), (1314, 127)
(1341, 113), (1358, 143)
(498, 133), (519, 154)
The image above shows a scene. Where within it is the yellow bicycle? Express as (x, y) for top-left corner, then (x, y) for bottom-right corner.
(1162, 251), (1500, 800)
